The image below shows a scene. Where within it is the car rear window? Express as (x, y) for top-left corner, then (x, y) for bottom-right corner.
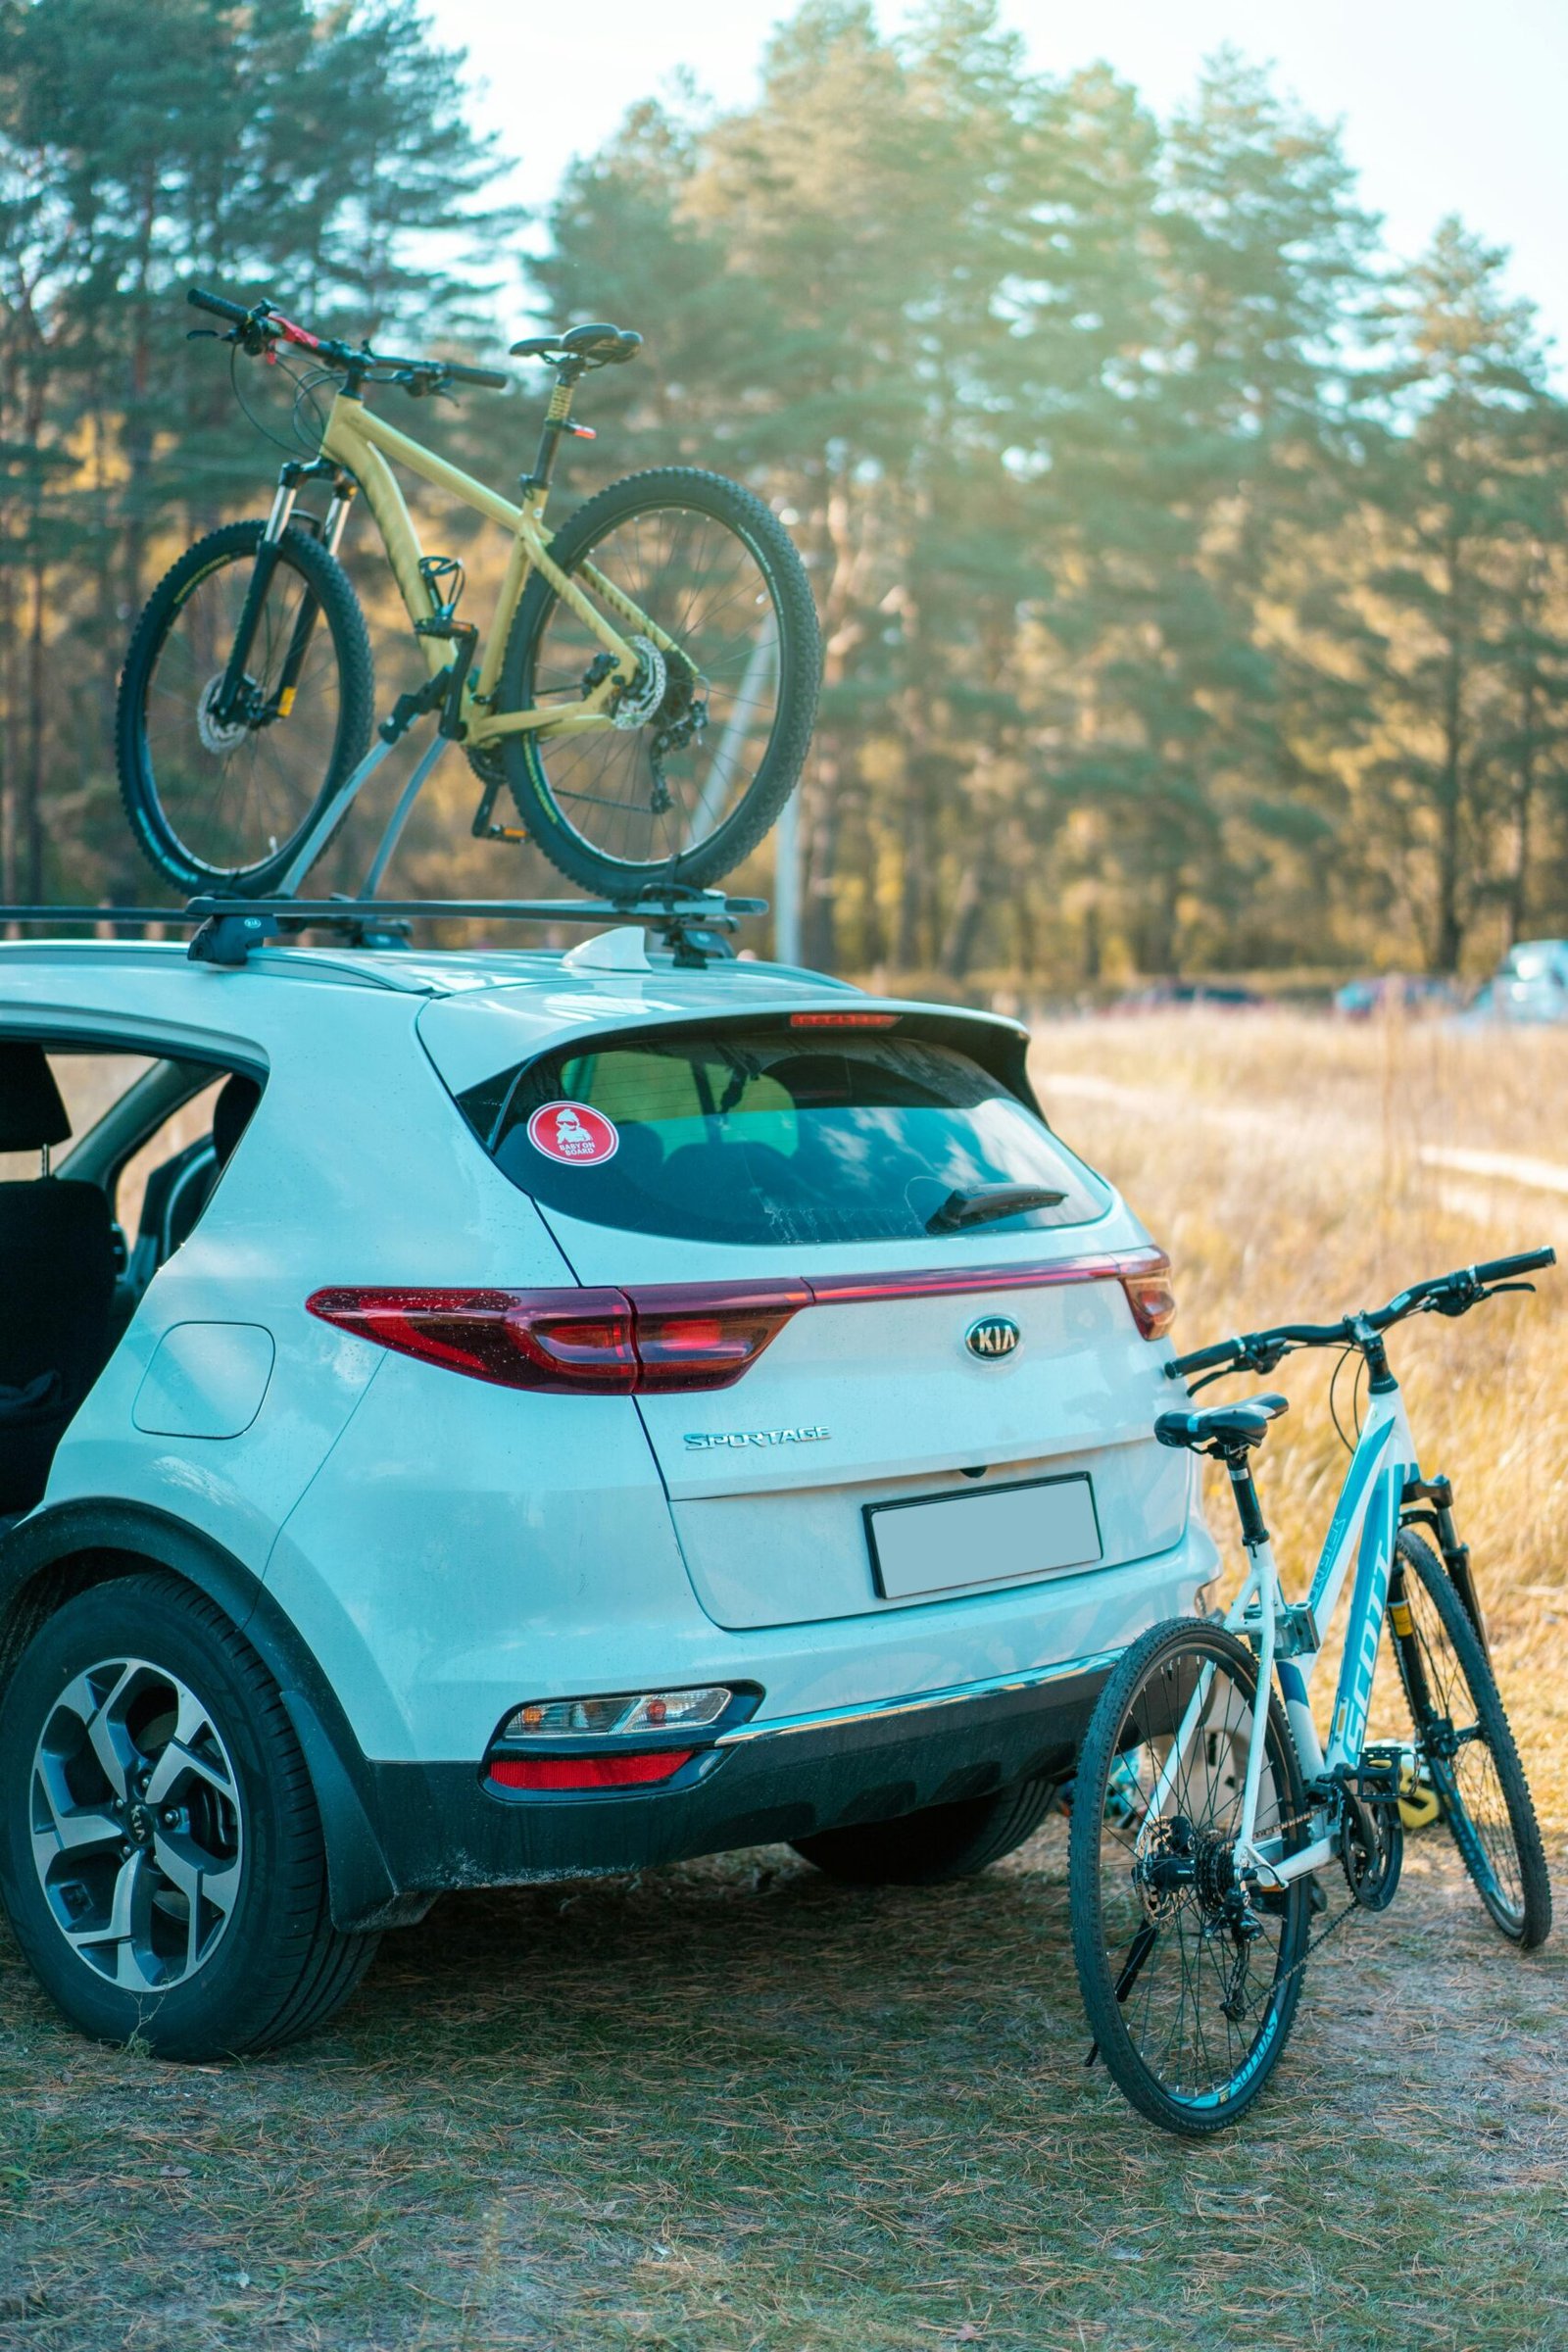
(462, 1025), (1110, 1247)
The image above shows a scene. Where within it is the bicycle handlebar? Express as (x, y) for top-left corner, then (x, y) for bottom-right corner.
(1166, 1245), (1556, 1381)
(185, 285), (509, 392)
(1471, 1247), (1557, 1286)
(188, 285), (252, 327)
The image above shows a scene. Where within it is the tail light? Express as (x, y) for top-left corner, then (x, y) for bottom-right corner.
(306, 1288), (640, 1390)
(307, 1283), (807, 1394)
(633, 1284), (809, 1390)
(484, 1685), (740, 1795)
(309, 1249), (1176, 1390)
(1120, 1252), (1176, 1339)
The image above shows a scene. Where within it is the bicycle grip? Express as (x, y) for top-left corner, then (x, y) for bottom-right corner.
(1473, 1246), (1556, 1285)
(1165, 1336), (1242, 1379)
(444, 361), (510, 390)
(187, 285), (255, 326)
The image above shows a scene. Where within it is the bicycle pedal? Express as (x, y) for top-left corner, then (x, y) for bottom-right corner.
(1354, 1744), (1404, 1806)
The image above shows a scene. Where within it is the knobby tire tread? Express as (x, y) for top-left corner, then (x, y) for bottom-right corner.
(498, 466), (821, 896)
(1392, 1530), (1551, 1948)
(1069, 1619), (1310, 2137)
(116, 521), (374, 895)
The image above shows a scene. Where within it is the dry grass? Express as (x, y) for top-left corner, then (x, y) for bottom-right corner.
(1031, 1006), (1568, 1837)
(1, 1006), (1566, 2351)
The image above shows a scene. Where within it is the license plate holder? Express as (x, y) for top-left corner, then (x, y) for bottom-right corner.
(863, 1472), (1102, 1602)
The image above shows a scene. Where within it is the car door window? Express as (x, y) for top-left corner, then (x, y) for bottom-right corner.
(115, 1077), (226, 1247)
(0, 1050), (156, 1187)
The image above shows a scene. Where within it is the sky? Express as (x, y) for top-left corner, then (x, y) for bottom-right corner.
(425, 0), (1568, 372)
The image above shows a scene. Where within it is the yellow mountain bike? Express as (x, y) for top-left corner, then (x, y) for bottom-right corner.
(116, 287), (821, 899)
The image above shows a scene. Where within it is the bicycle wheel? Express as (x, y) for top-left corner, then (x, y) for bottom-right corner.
(117, 520), (374, 893)
(1069, 1620), (1311, 2135)
(498, 467), (821, 897)
(1390, 1531), (1551, 1947)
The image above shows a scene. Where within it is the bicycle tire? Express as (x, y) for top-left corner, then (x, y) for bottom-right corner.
(1390, 1530), (1551, 1947)
(496, 467), (820, 896)
(1070, 1619), (1311, 2135)
(117, 520), (374, 894)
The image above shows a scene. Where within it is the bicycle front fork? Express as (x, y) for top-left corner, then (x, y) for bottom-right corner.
(1400, 1473), (1488, 1655)
(215, 460), (356, 727)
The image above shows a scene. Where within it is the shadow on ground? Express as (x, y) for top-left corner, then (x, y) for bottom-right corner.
(2, 1825), (1565, 2351)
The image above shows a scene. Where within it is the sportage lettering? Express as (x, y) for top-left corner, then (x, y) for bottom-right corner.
(682, 1425), (830, 1450)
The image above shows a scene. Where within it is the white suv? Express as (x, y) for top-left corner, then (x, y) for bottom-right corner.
(0, 929), (1215, 2058)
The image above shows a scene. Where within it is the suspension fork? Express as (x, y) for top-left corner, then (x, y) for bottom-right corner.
(216, 463), (354, 725)
(1401, 1474), (1489, 1656)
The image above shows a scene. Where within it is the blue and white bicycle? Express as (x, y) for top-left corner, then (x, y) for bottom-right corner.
(1070, 1247), (1555, 2135)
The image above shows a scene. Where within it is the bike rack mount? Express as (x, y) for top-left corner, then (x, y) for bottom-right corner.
(0, 689), (768, 969)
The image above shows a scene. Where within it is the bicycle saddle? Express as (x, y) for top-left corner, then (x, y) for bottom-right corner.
(509, 322), (643, 366)
(1153, 1394), (1289, 1454)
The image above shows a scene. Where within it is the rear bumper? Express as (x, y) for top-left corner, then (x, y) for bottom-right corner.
(348, 1649), (1117, 1920)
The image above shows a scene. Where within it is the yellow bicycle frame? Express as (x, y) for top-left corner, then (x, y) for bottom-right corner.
(318, 385), (682, 747)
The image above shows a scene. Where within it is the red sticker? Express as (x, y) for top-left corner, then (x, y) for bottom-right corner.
(526, 1100), (619, 1166)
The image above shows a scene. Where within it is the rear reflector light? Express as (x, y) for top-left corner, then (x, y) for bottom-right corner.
(1121, 1253), (1176, 1339)
(788, 1010), (900, 1028)
(489, 1751), (694, 1791)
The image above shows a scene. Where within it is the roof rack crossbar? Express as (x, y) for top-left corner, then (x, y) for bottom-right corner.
(0, 890), (768, 971)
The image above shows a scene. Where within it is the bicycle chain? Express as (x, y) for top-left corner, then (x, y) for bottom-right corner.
(1244, 1794), (1378, 1998)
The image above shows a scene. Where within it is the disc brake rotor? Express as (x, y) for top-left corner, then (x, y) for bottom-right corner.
(197, 673), (254, 756)
(610, 635), (667, 731)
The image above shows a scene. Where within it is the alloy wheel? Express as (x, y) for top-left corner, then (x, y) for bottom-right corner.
(28, 1657), (244, 1993)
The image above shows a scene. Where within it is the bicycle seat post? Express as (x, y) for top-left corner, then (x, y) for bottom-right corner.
(1224, 1446), (1270, 1557)
(520, 360), (589, 499)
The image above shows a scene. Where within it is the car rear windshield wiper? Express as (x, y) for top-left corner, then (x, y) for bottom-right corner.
(926, 1182), (1066, 1234)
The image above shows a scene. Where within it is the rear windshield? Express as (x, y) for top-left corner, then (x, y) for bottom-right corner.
(462, 1026), (1110, 1248)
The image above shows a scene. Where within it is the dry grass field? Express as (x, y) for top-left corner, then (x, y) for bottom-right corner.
(1, 1007), (1565, 2352)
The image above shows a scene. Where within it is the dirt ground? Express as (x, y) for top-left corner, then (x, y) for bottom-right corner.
(2, 1007), (1566, 2351)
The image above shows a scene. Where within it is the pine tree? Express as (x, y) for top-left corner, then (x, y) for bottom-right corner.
(1357, 220), (1568, 971)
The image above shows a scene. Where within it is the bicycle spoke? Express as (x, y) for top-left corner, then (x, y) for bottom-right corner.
(523, 496), (785, 873)
(136, 535), (350, 882)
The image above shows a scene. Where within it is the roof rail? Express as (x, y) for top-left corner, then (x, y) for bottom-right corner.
(0, 888), (766, 971)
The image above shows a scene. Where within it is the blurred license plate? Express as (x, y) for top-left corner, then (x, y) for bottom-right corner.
(864, 1474), (1102, 1602)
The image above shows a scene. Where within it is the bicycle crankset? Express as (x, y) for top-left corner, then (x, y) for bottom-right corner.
(1338, 1750), (1404, 1910)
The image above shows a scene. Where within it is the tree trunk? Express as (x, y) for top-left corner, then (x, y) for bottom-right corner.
(800, 744), (841, 972)
(24, 556), (48, 903)
(1434, 542), (1466, 975)
(1505, 552), (1544, 950)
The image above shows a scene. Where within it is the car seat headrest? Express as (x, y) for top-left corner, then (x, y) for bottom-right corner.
(212, 1073), (262, 1170)
(0, 1042), (72, 1152)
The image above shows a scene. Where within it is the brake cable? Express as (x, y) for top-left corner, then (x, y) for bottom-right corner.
(228, 337), (324, 459)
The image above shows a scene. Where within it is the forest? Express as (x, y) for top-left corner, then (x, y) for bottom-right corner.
(3, 0), (1567, 984)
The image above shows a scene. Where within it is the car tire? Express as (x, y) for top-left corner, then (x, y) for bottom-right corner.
(789, 1774), (1059, 1886)
(0, 1573), (379, 2059)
